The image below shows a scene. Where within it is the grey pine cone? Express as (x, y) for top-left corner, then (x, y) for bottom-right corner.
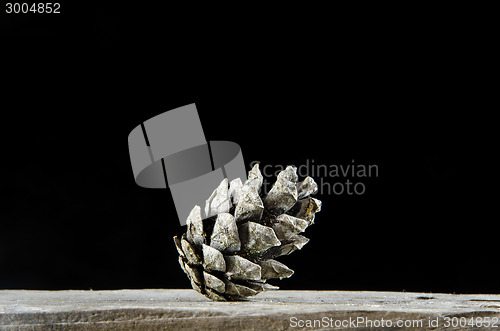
(173, 164), (321, 301)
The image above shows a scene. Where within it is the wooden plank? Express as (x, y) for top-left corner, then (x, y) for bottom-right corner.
(1, 289), (499, 330)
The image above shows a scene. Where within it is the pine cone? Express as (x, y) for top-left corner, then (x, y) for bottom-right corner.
(173, 164), (321, 301)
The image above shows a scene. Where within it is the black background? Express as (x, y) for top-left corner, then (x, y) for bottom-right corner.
(1, 4), (495, 294)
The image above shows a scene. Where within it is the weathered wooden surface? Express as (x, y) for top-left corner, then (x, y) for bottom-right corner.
(1, 289), (499, 330)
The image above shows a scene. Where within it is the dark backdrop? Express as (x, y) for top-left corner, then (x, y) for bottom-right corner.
(1, 5), (494, 294)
